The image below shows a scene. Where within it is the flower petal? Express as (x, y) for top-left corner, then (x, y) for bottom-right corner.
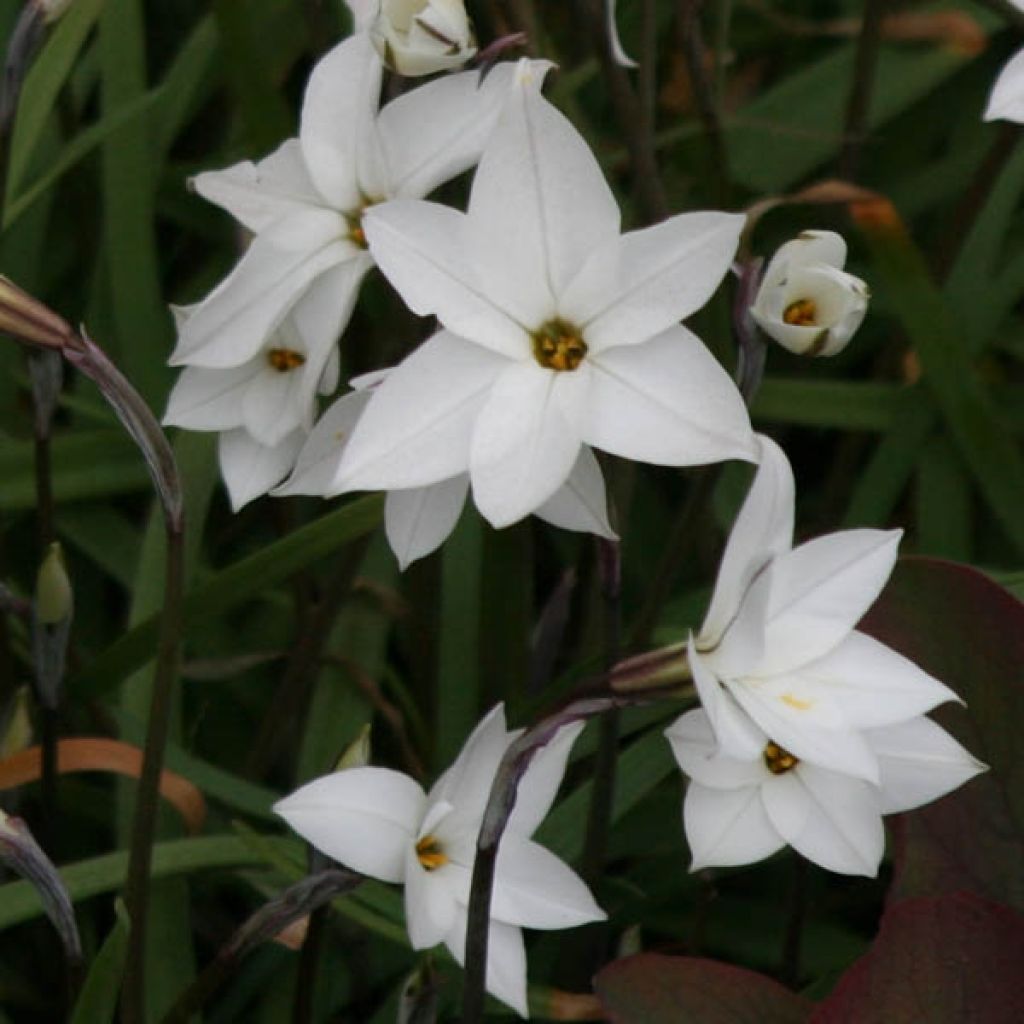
(163, 362), (259, 432)
(792, 630), (961, 730)
(688, 640), (766, 760)
(758, 529), (902, 675)
(385, 475), (470, 570)
(563, 212), (744, 351)
(378, 61), (538, 199)
(666, 709), (769, 791)
(468, 60), (619, 307)
(508, 720), (585, 837)
(337, 330), (506, 491)
(444, 915), (529, 1018)
(429, 704), (508, 826)
(762, 766), (883, 876)
(191, 140), (323, 234)
(404, 844), (459, 948)
(218, 429), (304, 511)
(606, 0), (638, 67)
(241, 361), (308, 447)
(363, 200), (531, 357)
(869, 716), (986, 814)
(684, 779), (785, 871)
(300, 33), (386, 208)
(700, 434), (795, 647)
(582, 324), (757, 467)
(273, 766), (426, 884)
(534, 446), (617, 539)
(985, 47), (1024, 123)
(469, 362), (583, 528)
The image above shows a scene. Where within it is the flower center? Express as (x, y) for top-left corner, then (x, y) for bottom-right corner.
(415, 834), (448, 871)
(782, 299), (817, 326)
(266, 347), (306, 373)
(763, 741), (799, 775)
(531, 320), (588, 372)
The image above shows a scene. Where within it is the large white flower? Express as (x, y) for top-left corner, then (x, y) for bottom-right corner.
(667, 707), (984, 876)
(274, 705), (604, 1016)
(277, 376), (616, 568)
(749, 231), (869, 358)
(169, 33), (531, 371)
(690, 434), (961, 784)
(335, 61), (756, 528)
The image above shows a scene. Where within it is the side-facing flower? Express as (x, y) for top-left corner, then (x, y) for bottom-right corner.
(666, 707), (984, 876)
(274, 705), (604, 1016)
(277, 375), (616, 569)
(689, 434), (962, 785)
(750, 230), (869, 357)
(336, 61), (756, 528)
(370, 0), (477, 76)
(169, 34), (530, 372)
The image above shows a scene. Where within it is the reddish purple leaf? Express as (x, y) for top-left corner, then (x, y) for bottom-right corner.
(811, 892), (1024, 1023)
(593, 953), (811, 1024)
(859, 557), (1024, 908)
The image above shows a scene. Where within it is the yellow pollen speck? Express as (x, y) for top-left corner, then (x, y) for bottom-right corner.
(415, 835), (448, 871)
(764, 741), (799, 775)
(783, 299), (817, 326)
(781, 693), (813, 711)
(266, 348), (306, 372)
(532, 320), (588, 372)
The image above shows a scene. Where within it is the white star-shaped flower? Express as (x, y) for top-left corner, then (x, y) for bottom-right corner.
(169, 33), (533, 371)
(666, 707), (984, 876)
(689, 433), (962, 784)
(335, 61), (756, 527)
(277, 375), (616, 568)
(274, 705), (605, 1016)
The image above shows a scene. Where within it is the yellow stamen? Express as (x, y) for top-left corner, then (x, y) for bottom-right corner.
(783, 298), (817, 326)
(532, 320), (588, 372)
(764, 741), (799, 775)
(415, 834), (448, 871)
(266, 348), (306, 372)
(781, 693), (813, 711)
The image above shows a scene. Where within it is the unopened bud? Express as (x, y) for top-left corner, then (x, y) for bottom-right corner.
(0, 276), (74, 352)
(35, 542), (72, 626)
(335, 724), (372, 772)
(371, 0), (477, 77)
(0, 688), (33, 758)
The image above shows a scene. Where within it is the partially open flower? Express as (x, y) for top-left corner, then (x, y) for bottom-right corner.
(750, 230), (869, 357)
(371, 0), (477, 77)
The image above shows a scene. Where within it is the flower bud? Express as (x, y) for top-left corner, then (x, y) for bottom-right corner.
(371, 0), (477, 77)
(334, 723), (372, 771)
(0, 276), (74, 352)
(35, 542), (72, 626)
(749, 230), (869, 357)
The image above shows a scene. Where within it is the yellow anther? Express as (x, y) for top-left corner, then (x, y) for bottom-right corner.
(782, 299), (817, 326)
(763, 741), (799, 775)
(266, 348), (306, 372)
(415, 834), (448, 871)
(532, 320), (588, 372)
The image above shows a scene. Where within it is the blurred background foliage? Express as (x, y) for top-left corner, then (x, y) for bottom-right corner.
(0, 0), (1021, 1020)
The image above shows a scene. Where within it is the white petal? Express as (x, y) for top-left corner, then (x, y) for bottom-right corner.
(704, 561), (771, 681)
(534, 446), (617, 539)
(606, 0), (638, 67)
(726, 677), (880, 784)
(792, 630), (960, 730)
(508, 720), (585, 837)
(563, 212), (744, 352)
(443, 915), (529, 1019)
(300, 33), (386, 209)
(363, 200), (532, 358)
(163, 362), (259, 431)
(218, 429), (304, 510)
(985, 48), (1024, 123)
(488, 834), (605, 929)
(345, 0), (378, 32)
(275, 390), (372, 496)
(758, 529), (901, 675)
(404, 844), (459, 948)
(469, 362), (583, 528)
(762, 766), (884, 876)
(582, 324), (757, 467)
(378, 62), (535, 199)
(468, 62), (619, 306)
(273, 766), (426, 884)
(688, 640), (766, 760)
(241, 363), (307, 446)
(385, 475), (469, 569)
(191, 140), (323, 234)
(665, 709), (769, 791)
(700, 434), (795, 647)
(869, 716), (986, 814)
(429, 704), (508, 826)
(684, 780), (785, 870)
(758, 231), (848, 299)
(337, 330), (505, 491)
(170, 227), (351, 368)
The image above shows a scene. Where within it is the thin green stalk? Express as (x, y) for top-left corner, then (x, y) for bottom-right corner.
(121, 519), (185, 1024)
(292, 903), (328, 1024)
(837, 0), (886, 181)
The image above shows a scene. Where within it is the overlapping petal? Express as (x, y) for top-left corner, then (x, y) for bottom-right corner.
(443, 915), (529, 1018)
(385, 475), (470, 570)
(684, 781), (785, 871)
(688, 640), (765, 760)
(985, 47), (1024, 123)
(507, 720), (585, 837)
(665, 709), (767, 791)
(404, 845), (459, 948)
(534, 447), (617, 539)
(218, 429), (305, 511)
